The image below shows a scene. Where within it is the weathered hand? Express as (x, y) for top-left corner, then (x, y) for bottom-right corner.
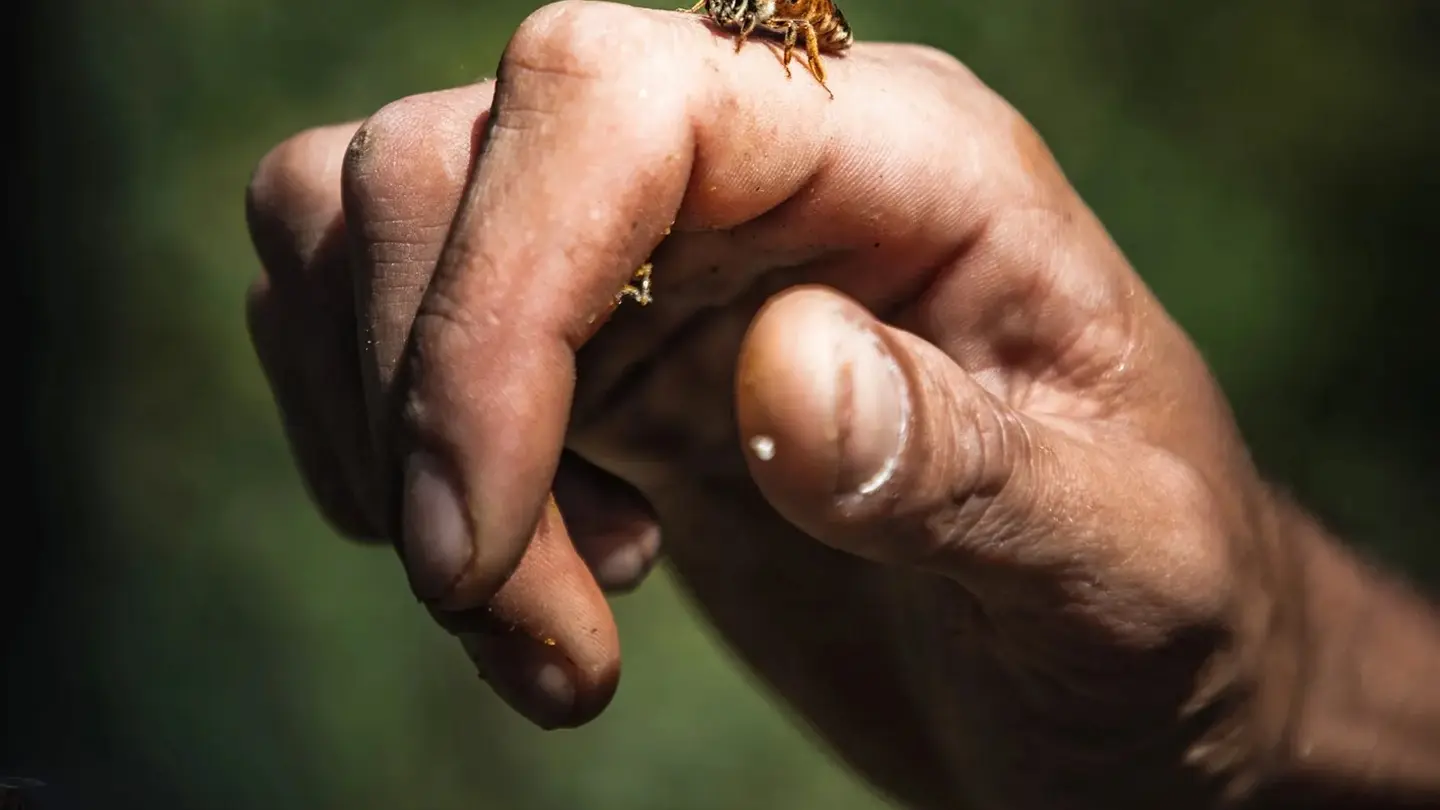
(245, 3), (1286, 808)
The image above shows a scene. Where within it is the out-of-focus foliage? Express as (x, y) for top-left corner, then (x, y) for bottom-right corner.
(9, 1), (1438, 808)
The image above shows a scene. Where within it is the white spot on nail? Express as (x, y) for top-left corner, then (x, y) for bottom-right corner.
(749, 434), (776, 461)
(533, 662), (573, 702)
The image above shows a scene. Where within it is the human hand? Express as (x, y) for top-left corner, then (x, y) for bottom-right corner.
(244, 3), (1295, 807)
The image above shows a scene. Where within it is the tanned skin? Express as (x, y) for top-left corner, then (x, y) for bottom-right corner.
(243, 4), (1440, 808)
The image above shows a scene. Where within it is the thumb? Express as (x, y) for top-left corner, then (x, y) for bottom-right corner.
(735, 285), (1192, 598)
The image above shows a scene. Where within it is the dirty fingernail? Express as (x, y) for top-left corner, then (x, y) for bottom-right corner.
(401, 452), (473, 601)
(833, 323), (906, 495)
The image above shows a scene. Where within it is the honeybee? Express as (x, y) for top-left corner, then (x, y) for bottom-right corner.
(683, 0), (853, 99)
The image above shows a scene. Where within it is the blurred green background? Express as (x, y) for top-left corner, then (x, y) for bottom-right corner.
(9, 0), (1439, 807)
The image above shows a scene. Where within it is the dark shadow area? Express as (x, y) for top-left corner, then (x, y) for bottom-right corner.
(1070, 1), (1440, 583)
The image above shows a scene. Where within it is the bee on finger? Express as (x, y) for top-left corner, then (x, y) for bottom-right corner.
(682, 0), (853, 99)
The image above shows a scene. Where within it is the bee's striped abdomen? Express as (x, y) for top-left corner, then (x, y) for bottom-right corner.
(818, 4), (852, 52)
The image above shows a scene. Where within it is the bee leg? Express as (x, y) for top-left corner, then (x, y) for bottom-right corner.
(731, 18), (754, 51)
(735, 13), (758, 52)
(800, 21), (833, 99)
(680, 0), (705, 13)
(779, 24), (798, 79)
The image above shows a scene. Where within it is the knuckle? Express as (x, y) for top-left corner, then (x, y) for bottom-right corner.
(959, 398), (1028, 526)
(246, 125), (343, 230)
(345, 95), (461, 197)
(915, 392), (1033, 563)
(246, 123), (354, 284)
(492, 3), (688, 152)
(343, 90), (484, 242)
(504, 0), (648, 83)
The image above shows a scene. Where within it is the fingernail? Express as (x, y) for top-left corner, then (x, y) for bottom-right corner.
(833, 323), (907, 495)
(461, 632), (578, 730)
(401, 452), (473, 601)
(591, 524), (662, 592)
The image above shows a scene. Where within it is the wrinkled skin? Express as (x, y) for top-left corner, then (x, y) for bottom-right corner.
(244, 3), (1283, 808)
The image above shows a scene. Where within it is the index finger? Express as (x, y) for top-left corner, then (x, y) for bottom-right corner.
(397, 0), (993, 610)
